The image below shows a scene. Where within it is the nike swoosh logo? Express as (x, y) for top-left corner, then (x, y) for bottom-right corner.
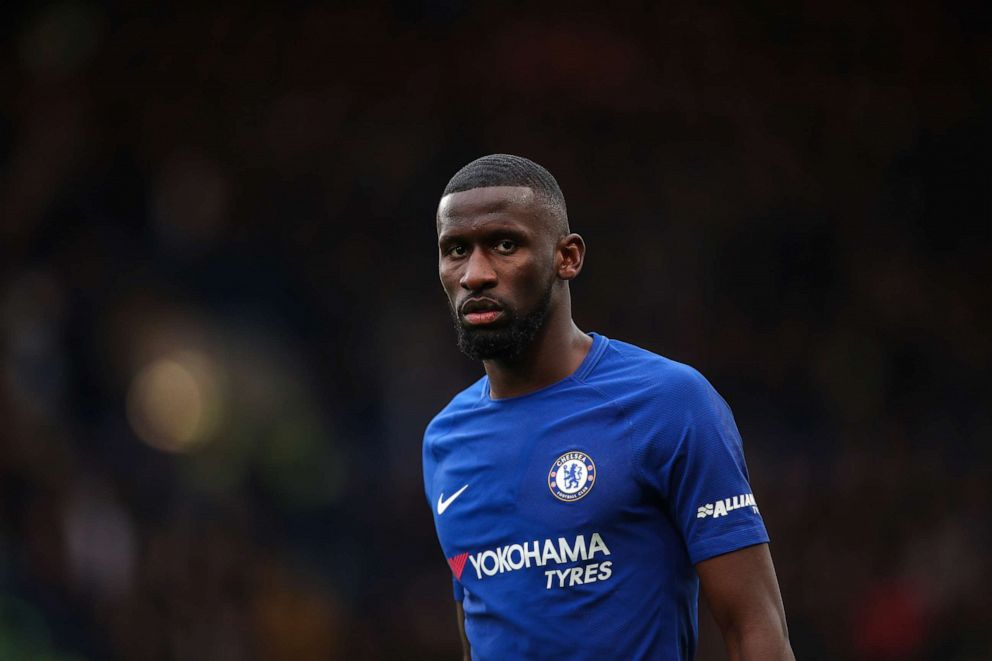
(437, 484), (469, 515)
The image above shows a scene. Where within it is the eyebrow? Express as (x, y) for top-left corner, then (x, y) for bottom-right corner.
(438, 224), (530, 245)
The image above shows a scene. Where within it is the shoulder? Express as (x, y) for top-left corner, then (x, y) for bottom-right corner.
(592, 337), (723, 415)
(423, 375), (487, 446)
(595, 338), (746, 492)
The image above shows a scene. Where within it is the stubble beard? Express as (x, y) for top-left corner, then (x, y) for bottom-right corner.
(449, 278), (556, 362)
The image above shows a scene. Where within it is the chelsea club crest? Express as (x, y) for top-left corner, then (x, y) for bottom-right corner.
(548, 451), (596, 502)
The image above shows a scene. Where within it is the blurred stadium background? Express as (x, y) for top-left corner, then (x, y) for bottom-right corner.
(1, 2), (989, 659)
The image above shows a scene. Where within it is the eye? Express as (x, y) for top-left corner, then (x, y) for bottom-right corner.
(495, 239), (516, 253)
(445, 244), (468, 257)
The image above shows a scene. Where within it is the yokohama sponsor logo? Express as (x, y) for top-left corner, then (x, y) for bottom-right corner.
(696, 493), (758, 519)
(460, 533), (610, 581)
(447, 552), (469, 580)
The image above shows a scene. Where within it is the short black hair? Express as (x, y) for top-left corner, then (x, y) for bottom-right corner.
(443, 154), (569, 235)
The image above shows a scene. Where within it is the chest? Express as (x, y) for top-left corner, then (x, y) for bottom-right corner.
(430, 392), (645, 555)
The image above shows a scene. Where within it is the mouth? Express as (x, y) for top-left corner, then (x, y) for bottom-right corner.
(460, 297), (505, 326)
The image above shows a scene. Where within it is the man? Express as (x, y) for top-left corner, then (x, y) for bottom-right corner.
(423, 154), (794, 660)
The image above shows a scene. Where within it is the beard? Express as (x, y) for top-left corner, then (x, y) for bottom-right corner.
(449, 279), (555, 362)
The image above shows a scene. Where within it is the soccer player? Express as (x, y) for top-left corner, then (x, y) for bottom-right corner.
(423, 154), (795, 660)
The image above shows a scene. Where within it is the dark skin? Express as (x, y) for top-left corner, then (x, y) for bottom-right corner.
(437, 186), (794, 660)
(437, 186), (591, 399)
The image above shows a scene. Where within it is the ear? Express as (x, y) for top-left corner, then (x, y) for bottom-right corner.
(556, 233), (586, 281)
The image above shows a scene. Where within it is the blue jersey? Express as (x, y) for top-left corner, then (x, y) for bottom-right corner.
(422, 333), (769, 660)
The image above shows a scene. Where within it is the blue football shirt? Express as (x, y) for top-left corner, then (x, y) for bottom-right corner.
(422, 333), (769, 660)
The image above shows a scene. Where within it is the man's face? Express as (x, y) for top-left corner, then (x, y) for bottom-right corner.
(437, 186), (560, 361)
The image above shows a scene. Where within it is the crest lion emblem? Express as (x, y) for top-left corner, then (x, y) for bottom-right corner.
(548, 451), (596, 502)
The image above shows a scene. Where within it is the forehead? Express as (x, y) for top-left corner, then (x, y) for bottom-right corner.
(436, 186), (543, 235)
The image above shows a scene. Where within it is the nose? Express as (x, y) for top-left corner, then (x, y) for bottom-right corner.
(460, 249), (497, 291)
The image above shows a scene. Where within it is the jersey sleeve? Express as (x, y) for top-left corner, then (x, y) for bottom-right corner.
(638, 367), (769, 565)
(424, 417), (465, 602)
(422, 426), (436, 507)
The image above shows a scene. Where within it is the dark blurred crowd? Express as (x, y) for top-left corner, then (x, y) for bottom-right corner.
(1, 2), (989, 659)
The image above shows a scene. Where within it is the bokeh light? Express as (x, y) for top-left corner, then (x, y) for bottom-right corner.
(1, 3), (988, 659)
(126, 351), (222, 453)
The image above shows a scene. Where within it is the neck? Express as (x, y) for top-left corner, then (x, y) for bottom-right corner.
(482, 299), (593, 399)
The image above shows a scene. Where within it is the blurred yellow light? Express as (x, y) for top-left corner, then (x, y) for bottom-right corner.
(127, 351), (219, 453)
